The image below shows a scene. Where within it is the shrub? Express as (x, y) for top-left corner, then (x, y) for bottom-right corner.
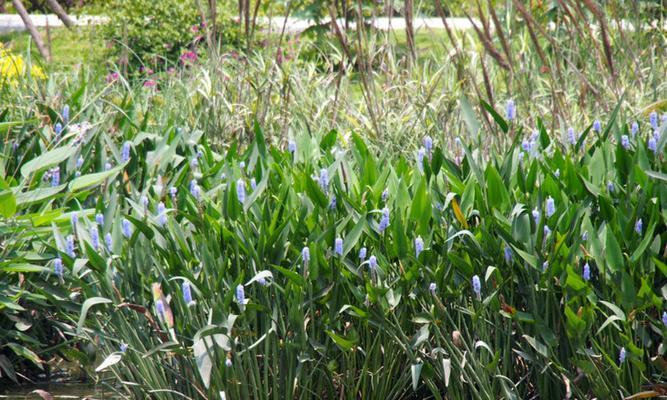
(102, 0), (201, 70)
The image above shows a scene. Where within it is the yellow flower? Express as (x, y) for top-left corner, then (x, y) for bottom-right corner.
(0, 44), (46, 84)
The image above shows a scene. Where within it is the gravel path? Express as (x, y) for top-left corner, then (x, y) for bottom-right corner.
(0, 14), (662, 35)
(0, 14), (469, 34)
(0, 14), (106, 33)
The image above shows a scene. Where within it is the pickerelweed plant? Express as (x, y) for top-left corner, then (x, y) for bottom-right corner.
(1, 90), (666, 398)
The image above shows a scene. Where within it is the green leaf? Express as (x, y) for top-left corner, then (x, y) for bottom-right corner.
(460, 95), (481, 137)
(522, 335), (548, 358)
(326, 330), (356, 351)
(619, 271), (637, 308)
(485, 165), (510, 211)
(630, 223), (655, 263)
(15, 185), (66, 206)
(304, 173), (328, 209)
(511, 246), (538, 270)
(21, 145), (76, 178)
(409, 178), (431, 235)
(1, 263), (47, 273)
(272, 265), (305, 286)
(253, 119), (267, 159)
(320, 129), (338, 152)
(565, 266), (587, 292)
(6, 343), (43, 369)
(343, 217), (366, 256)
(392, 212), (408, 258)
(193, 336), (223, 388)
(0, 189), (16, 218)
(243, 172), (268, 212)
(645, 170), (667, 183)
(599, 301), (626, 321)
(605, 230), (624, 273)
(77, 297), (112, 333)
(69, 164), (125, 192)
(480, 99), (508, 133)
(0, 119), (38, 132)
(579, 174), (600, 198)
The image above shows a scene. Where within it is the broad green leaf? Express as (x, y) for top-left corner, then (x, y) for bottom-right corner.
(460, 95), (481, 137)
(1, 263), (47, 273)
(522, 335), (548, 358)
(21, 145), (76, 178)
(6, 343), (43, 369)
(15, 185), (66, 206)
(253, 119), (267, 159)
(304, 173), (328, 209)
(511, 246), (538, 270)
(272, 265), (305, 286)
(630, 223), (656, 263)
(485, 165), (510, 211)
(343, 217), (366, 256)
(605, 230), (624, 273)
(69, 164), (125, 192)
(646, 170), (667, 183)
(0, 189), (16, 218)
(193, 335), (225, 388)
(326, 330), (356, 351)
(77, 297), (112, 333)
(480, 99), (508, 133)
(409, 178), (431, 234)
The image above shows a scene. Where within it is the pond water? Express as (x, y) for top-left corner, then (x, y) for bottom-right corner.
(0, 383), (118, 399)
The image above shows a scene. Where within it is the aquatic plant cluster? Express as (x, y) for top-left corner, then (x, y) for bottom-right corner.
(1, 95), (666, 398)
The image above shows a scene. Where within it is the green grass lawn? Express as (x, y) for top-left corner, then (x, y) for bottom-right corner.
(0, 26), (106, 70)
(0, 24), (451, 73)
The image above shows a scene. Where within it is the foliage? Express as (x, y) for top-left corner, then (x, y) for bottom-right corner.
(1, 65), (666, 398)
(0, 44), (45, 84)
(101, 0), (202, 70)
(0, 1), (666, 398)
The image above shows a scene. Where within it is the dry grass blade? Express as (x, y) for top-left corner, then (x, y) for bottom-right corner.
(433, 0), (462, 56)
(581, 0), (616, 81)
(404, 0), (416, 63)
(328, 5), (352, 63)
(480, 55), (494, 105)
(556, 0), (584, 39)
(487, 0), (513, 74)
(464, 10), (510, 71)
(511, 0), (550, 69)
(475, 0), (492, 42)
(625, 391), (662, 400)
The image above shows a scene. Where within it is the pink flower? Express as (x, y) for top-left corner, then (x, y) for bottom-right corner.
(167, 67), (176, 75)
(180, 51), (198, 65)
(276, 48), (283, 66)
(143, 79), (157, 88)
(106, 72), (120, 83)
(191, 24), (200, 33)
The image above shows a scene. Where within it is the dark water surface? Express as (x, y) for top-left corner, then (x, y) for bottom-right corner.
(0, 383), (118, 399)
